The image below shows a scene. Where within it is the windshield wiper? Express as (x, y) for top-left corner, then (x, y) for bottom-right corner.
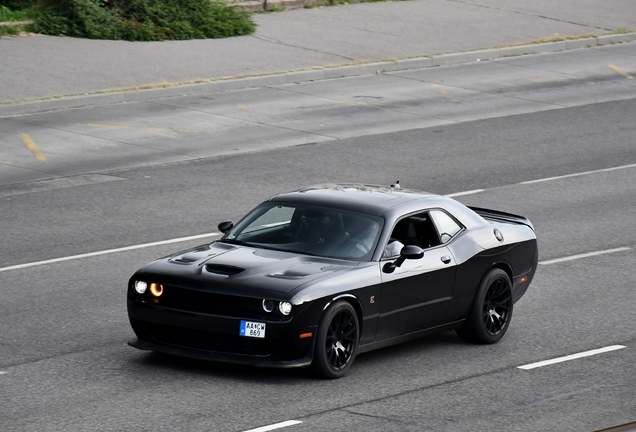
(220, 239), (318, 257)
(219, 238), (250, 246)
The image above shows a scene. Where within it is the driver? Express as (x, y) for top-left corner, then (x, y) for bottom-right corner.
(383, 236), (404, 258)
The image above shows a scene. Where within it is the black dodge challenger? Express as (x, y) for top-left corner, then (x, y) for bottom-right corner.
(127, 184), (538, 378)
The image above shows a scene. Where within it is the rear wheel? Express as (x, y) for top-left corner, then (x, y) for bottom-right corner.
(456, 268), (513, 344)
(312, 300), (359, 379)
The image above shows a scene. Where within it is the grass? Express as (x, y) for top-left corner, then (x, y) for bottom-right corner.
(0, 25), (20, 35)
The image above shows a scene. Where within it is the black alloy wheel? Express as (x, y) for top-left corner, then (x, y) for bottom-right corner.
(456, 268), (513, 344)
(483, 277), (512, 336)
(312, 300), (359, 379)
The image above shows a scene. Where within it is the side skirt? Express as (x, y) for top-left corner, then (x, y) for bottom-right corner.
(356, 320), (464, 354)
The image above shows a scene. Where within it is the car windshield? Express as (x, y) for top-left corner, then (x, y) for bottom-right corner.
(222, 203), (384, 261)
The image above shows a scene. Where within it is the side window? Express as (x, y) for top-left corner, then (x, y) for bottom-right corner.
(430, 210), (462, 244)
(384, 211), (441, 257)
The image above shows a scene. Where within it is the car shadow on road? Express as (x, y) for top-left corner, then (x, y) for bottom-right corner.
(130, 350), (314, 382)
(127, 330), (467, 382)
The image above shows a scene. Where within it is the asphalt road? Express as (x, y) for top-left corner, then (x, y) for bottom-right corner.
(1, 46), (635, 431)
(3, 0), (636, 104)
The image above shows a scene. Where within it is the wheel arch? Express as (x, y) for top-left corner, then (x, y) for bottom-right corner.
(491, 261), (513, 282)
(325, 294), (364, 338)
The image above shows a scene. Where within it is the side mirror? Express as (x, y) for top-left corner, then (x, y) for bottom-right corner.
(400, 245), (424, 260)
(382, 245), (424, 274)
(218, 220), (233, 234)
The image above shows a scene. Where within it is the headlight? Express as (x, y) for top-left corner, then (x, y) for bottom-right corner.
(134, 281), (147, 294)
(278, 301), (292, 315)
(149, 283), (164, 297)
(262, 299), (276, 313)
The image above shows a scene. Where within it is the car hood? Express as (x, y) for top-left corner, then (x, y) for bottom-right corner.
(138, 241), (360, 296)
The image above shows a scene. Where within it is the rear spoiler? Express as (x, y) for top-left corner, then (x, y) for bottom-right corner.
(468, 206), (534, 231)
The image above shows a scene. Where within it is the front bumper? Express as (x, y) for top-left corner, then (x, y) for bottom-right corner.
(127, 298), (316, 368)
(128, 337), (315, 368)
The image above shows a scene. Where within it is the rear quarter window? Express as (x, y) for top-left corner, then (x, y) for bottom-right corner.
(430, 210), (462, 243)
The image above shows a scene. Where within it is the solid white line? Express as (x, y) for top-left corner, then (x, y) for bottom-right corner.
(518, 345), (626, 370)
(445, 189), (484, 197)
(243, 420), (303, 432)
(0, 371), (7, 375)
(521, 163), (636, 185)
(0, 233), (220, 273)
(539, 247), (631, 265)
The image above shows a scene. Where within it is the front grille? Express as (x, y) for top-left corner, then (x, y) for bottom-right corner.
(159, 286), (270, 320)
(149, 286), (292, 321)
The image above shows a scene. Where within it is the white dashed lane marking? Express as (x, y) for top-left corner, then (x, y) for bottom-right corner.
(521, 163), (636, 185)
(2, 163), (635, 274)
(242, 420), (303, 432)
(445, 189), (484, 197)
(0, 233), (220, 273)
(518, 345), (626, 370)
(539, 247), (631, 265)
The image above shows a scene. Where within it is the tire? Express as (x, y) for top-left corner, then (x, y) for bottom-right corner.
(456, 268), (513, 344)
(312, 300), (359, 379)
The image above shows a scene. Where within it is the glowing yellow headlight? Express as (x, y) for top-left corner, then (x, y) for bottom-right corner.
(149, 283), (164, 297)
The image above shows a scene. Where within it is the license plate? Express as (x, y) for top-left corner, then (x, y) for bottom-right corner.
(239, 321), (266, 338)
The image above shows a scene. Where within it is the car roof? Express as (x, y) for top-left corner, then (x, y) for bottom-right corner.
(267, 183), (475, 221)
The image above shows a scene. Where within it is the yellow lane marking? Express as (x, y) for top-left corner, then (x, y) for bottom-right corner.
(88, 123), (198, 133)
(432, 84), (459, 102)
(239, 105), (249, 111)
(21, 134), (46, 161)
(609, 63), (633, 80)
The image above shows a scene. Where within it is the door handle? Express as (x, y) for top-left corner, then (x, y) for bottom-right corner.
(441, 256), (452, 264)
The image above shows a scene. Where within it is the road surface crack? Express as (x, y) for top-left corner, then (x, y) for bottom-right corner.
(445, 0), (612, 32)
(249, 34), (357, 61)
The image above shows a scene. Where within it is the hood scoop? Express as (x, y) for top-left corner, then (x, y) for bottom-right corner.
(173, 252), (206, 263)
(268, 269), (313, 279)
(205, 264), (245, 276)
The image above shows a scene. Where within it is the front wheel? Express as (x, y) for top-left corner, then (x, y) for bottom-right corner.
(456, 268), (513, 344)
(312, 300), (359, 379)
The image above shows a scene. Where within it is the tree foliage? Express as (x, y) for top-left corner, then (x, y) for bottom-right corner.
(31, 0), (255, 40)
(0, 0), (37, 8)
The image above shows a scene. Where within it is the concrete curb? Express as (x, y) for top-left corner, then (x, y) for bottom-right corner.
(232, 0), (371, 13)
(1, 32), (635, 118)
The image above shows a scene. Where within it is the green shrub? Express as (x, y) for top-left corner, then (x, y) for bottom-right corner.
(0, 0), (37, 8)
(0, 0), (35, 21)
(31, 0), (255, 40)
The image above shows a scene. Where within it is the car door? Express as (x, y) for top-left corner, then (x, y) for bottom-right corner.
(375, 211), (457, 342)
